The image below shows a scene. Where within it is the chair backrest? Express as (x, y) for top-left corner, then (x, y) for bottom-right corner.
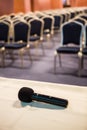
(53, 14), (62, 30)
(13, 21), (30, 43)
(65, 12), (70, 22)
(70, 11), (76, 19)
(61, 21), (83, 47)
(80, 15), (87, 20)
(61, 13), (67, 24)
(84, 24), (87, 47)
(29, 18), (44, 37)
(74, 17), (86, 25)
(24, 15), (36, 22)
(41, 15), (54, 34)
(0, 21), (10, 42)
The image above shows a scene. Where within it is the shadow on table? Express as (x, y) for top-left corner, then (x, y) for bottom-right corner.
(13, 100), (67, 110)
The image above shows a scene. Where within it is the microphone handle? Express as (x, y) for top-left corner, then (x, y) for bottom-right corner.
(32, 93), (68, 107)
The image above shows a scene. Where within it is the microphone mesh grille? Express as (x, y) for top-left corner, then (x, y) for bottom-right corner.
(18, 87), (34, 102)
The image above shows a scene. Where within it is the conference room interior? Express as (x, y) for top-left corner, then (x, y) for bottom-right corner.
(0, 0), (87, 86)
(0, 1), (87, 130)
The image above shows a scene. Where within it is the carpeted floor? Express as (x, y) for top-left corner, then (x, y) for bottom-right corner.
(0, 33), (87, 87)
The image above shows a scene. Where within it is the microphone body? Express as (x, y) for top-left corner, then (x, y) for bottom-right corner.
(32, 93), (68, 107)
(18, 87), (68, 107)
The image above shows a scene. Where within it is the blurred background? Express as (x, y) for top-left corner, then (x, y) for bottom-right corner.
(0, 0), (87, 15)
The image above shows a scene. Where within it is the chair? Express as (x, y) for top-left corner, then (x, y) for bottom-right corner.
(41, 15), (54, 47)
(28, 18), (44, 55)
(80, 15), (87, 21)
(0, 21), (10, 66)
(5, 20), (32, 67)
(24, 14), (37, 22)
(52, 14), (62, 33)
(61, 13), (67, 24)
(74, 17), (86, 25)
(69, 11), (76, 19)
(78, 24), (87, 76)
(54, 21), (83, 74)
(0, 42), (5, 66)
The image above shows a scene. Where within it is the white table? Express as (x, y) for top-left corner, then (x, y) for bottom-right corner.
(0, 77), (87, 130)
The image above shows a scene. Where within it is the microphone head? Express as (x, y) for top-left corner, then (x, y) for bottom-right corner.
(18, 87), (34, 102)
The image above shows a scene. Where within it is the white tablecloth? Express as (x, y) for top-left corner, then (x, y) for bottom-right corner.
(0, 77), (87, 130)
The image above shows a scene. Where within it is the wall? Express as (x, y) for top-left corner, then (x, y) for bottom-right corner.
(33, 0), (51, 11)
(14, 0), (25, 13)
(76, 0), (87, 7)
(0, 0), (62, 15)
(0, 0), (87, 16)
(0, 0), (14, 15)
(51, 0), (63, 9)
(70, 0), (87, 7)
(24, 0), (31, 12)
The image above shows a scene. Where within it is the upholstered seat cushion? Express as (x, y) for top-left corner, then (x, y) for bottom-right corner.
(29, 36), (40, 42)
(5, 43), (27, 49)
(56, 46), (80, 54)
(43, 30), (50, 35)
(53, 27), (60, 31)
(0, 43), (5, 48)
(82, 48), (87, 54)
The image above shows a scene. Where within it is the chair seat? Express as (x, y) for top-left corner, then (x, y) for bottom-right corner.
(43, 31), (50, 35)
(56, 46), (80, 54)
(0, 43), (5, 48)
(29, 36), (40, 42)
(53, 27), (60, 31)
(5, 43), (27, 49)
(82, 48), (87, 55)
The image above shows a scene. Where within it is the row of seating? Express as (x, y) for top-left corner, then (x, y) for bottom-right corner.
(1, 7), (87, 35)
(0, 9), (64, 67)
(0, 7), (87, 76)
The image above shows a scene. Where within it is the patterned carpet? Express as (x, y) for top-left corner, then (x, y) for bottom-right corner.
(0, 33), (87, 86)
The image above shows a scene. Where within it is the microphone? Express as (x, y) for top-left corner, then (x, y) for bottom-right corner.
(18, 87), (68, 107)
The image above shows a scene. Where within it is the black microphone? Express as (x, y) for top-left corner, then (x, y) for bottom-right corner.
(18, 87), (68, 107)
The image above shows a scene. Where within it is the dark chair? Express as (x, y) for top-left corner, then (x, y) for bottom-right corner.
(64, 12), (70, 22)
(41, 15), (54, 46)
(28, 18), (44, 55)
(69, 11), (76, 19)
(61, 13), (67, 24)
(0, 15), (8, 21)
(52, 14), (62, 33)
(0, 42), (5, 66)
(23, 14), (36, 22)
(80, 15), (87, 21)
(74, 17), (86, 25)
(0, 21), (10, 66)
(54, 21), (83, 74)
(5, 20), (32, 67)
(78, 24), (87, 76)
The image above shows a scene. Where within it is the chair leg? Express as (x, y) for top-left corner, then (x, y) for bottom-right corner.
(78, 53), (83, 77)
(81, 56), (84, 69)
(58, 53), (62, 67)
(51, 36), (55, 47)
(40, 41), (45, 55)
(26, 44), (32, 63)
(28, 49), (33, 64)
(54, 51), (57, 74)
(9, 50), (15, 61)
(19, 49), (24, 68)
(45, 34), (52, 48)
(1, 50), (5, 67)
(34, 41), (39, 56)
